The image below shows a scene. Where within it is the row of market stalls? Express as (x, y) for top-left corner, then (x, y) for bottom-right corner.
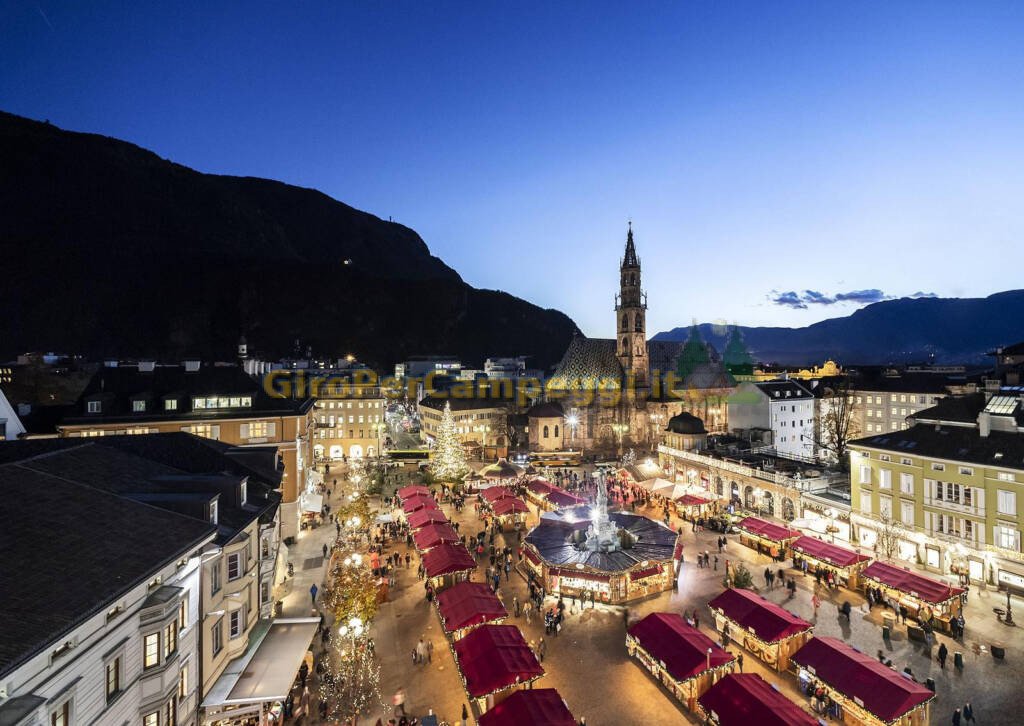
(397, 486), (480, 591)
(522, 479), (587, 511)
(615, 469), (720, 517)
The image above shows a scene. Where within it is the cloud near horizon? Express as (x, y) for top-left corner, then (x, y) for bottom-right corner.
(769, 288), (937, 309)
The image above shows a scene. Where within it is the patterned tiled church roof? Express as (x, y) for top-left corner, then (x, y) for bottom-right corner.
(546, 337), (623, 390)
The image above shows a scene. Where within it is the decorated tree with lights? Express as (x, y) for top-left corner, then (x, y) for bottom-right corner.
(430, 400), (469, 482)
(320, 622), (383, 724)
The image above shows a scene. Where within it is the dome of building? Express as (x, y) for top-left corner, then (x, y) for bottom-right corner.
(666, 412), (706, 435)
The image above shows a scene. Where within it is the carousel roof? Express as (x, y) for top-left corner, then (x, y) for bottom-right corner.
(790, 536), (871, 569)
(791, 637), (934, 723)
(454, 625), (544, 698)
(698, 674), (818, 726)
(407, 508), (449, 529)
(396, 484), (429, 500)
(412, 523), (461, 551)
(628, 613), (734, 683)
(479, 459), (522, 479)
(707, 588), (812, 643)
(860, 561), (964, 605)
(402, 494), (439, 513)
(736, 517), (800, 543)
(435, 581), (508, 633)
(525, 507), (677, 573)
(480, 486), (515, 502)
(421, 543), (477, 578)
(477, 689), (575, 726)
(492, 497), (529, 516)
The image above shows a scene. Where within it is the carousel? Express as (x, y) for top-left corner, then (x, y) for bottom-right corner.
(522, 474), (679, 604)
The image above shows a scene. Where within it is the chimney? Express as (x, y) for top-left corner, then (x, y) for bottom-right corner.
(978, 411), (991, 438)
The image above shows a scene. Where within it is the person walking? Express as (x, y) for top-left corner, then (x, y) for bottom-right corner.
(393, 688), (406, 716)
(963, 703), (975, 724)
(416, 637), (427, 665)
(812, 593), (821, 616)
(538, 637), (547, 662)
(737, 652), (744, 673)
(426, 638), (434, 663)
(952, 708), (961, 726)
(309, 583), (318, 605)
(938, 642), (948, 669)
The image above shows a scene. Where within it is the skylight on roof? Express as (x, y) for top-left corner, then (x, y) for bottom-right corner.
(984, 395), (1019, 415)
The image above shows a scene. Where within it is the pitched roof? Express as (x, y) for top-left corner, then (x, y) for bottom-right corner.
(527, 401), (564, 418)
(421, 543), (477, 578)
(707, 588), (812, 643)
(699, 674), (818, 726)
(628, 613), (734, 682)
(478, 689), (575, 726)
(753, 380), (813, 399)
(910, 392), (987, 424)
(435, 581), (508, 634)
(860, 562), (963, 605)
(790, 536), (871, 569)
(418, 395), (506, 412)
(453, 624), (544, 698)
(850, 423), (1024, 472)
(547, 337), (623, 390)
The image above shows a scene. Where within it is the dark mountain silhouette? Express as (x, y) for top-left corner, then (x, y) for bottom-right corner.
(654, 291), (1024, 365)
(0, 111), (579, 368)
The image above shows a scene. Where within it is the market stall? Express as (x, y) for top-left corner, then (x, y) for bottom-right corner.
(477, 689), (575, 726)
(396, 484), (430, 501)
(402, 493), (439, 514)
(707, 588), (813, 671)
(791, 637), (934, 725)
(677, 493), (715, 518)
(626, 612), (735, 712)
(480, 485), (515, 504)
(736, 517), (800, 559)
(491, 496), (530, 529)
(544, 488), (586, 510)
(859, 561), (964, 632)
(407, 508), (449, 530)
(452, 624), (544, 714)
(523, 479), (555, 509)
(435, 581), (508, 640)
(790, 536), (871, 588)
(421, 543), (477, 591)
(413, 523), (461, 552)
(698, 673), (819, 726)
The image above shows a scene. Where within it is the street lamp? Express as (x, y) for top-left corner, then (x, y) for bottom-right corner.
(339, 616), (364, 639)
(566, 414), (579, 447)
(825, 508), (836, 543)
(753, 487), (763, 516)
(612, 423), (629, 457)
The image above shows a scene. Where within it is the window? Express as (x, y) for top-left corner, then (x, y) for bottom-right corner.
(106, 657), (121, 699)
(51, 701), (70, 726)
(891, 407), (897, 416)
(859, 491), (872, 514)
(543, 425), (549, 438)
(163, 699), (176, 726)
(143, 712), (159, 726)
(87, 400), (101, 413)
(890, 394), (897, 402)
(261, 579), (271, 604)
(879, 495), (893, 518)
(230, 608), (243, 637)
(879, 469), (892, 489)
(900, 501), (915, 526)
(997, 525), (1020, 551)
(879, 454), (890, 462)
(210, 500), (218, 525)
(144, 632), (160, 669)
(959, 466), (974, 476)
(178, 666), (188, 701)
(212, 619), (224, 655)
(164, 619), (178, 657)
(227, 552), (242, 580)
(900, 472), (914, 495)
(133, 400), (146, 412)
(165, 399), (178, 411)
(932, 462), (945, 472)
(248, 421), (268, 438)
(998, 472), (1016, 482)
(211, 561), (222, 594)
(998, 490), (1017, 516)
(900, 457), (913, 465)
(859, 465), (872, 485)
(239, 481), (247, 506)
(179, 597), (188, 629)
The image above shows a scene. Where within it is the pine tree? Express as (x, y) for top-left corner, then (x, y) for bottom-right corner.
(722, 325), (755, 377)
(430, 401), (468, 482)
(676, 324), (711, 382)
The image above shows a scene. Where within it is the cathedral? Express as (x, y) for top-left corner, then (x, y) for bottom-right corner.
(544, 226), (736, 453)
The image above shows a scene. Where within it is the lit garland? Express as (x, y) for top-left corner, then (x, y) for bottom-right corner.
(626, 634), (736, 699)
(322, 548), (380, 626)
(319, 628), (385, 723)
(446, 632), (544, 705)
(430, 401), (469, 482)
(793, 660), (935, 726)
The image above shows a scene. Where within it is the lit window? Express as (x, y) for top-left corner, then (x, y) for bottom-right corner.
(87, 401), (101, 413)
(143, 711), (159, 726)
(144, 632), (160, 669)
(163, 699), (176, 726)
(248, 422), (268, 438)
(998, 490), (1017, 516)
(227, 553), (242, 580)
(133, 400), (146, 412)
(163, 619), (178, 657)
(998, 472), (1015, 482)
(165, 399), (178, 411)
(106, 657), (120, 699)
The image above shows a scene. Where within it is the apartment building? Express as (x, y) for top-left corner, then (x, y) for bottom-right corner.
(849, 390), (1024, 589)
(56, 361), (314, 538)
(727, 380), (815, 461)
(312, 381), (387, 460)
(418, 395), (510, 458)
(851, 370), (977, 436)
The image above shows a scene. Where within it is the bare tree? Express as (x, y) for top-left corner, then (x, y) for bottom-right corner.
(814, 378), (861, 469)
(876, 514), (905, 562)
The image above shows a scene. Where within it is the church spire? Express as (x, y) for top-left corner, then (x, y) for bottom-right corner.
(622, 221), (639, 268)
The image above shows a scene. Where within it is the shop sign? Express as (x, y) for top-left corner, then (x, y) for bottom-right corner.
(998, 569), (1024, 589)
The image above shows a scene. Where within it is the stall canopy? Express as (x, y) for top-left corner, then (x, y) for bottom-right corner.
(453, 624), (544, 698)
(526, 479), (554, 495)
(435, 581), (508, 634)
(480, 486), (515, 503)
(792, 637), (934, 723)
(413, 523), (461, 551)
(860, 562), (965, 605)
(202, 618), (319, 707)
(492, 497), (529, 516)
(628, 613), (734, 683)
(422, 543), (477, 578)
(699, 673), (818, 726)
(477, 689), (575, 726)
(650, 480), (690, 499)
(546, 489), (586, 508)
(299, 492), (323, 513)
(677, 494), (713, 507)
(641, 477), (676, 493)
(790, 536), (871, 569)
(397, 484), (430, 501)
(408, 508), (449, 529)
(402, 494), (439, 514)
(707, 588), (812, 643)
(737, 517), (800, 543)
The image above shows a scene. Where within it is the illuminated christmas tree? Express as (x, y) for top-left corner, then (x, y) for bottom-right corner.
(430, 400), (468, 482)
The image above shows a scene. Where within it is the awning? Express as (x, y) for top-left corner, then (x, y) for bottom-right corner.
(546, 489), (585, 507)
(736, 517), (800, 544)
(792, 637), (934, 723)
(630, 564), (663, 581)
(677, 494), (712, 507)
(299, 492), (323, 513)
(550, 568), (610, 582)
(524, 547), (541, 565)
(861, 561), (964, 605)
(397, 484), (430, 500)
(699, 674), (818, 726)
(628, 613), (734, 683)
(202, 618), (319, 707)
(435, 581), (508, 633)
(790, 536), (871, 570)
(453, 625), (544, 698)
(707, 588), (812, 643)
(478, 689), (575, 726)
(526, 479), (554, 495)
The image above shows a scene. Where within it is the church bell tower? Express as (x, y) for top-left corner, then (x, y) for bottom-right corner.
(614, 223), (648, 388)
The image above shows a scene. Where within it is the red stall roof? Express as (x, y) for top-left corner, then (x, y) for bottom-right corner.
(422, 543), (477, 578)
(628, 613), (734, 683)
(707, 588), (812, 644)
(478, 689), (575, 726)
(792, 638), (933, 723)
(397, 484), (430, 500)
(791, 536), (871, 570)
(699, 673), (818, 726)
(524, 547), (541, 565)
(435, 581), (508, 633)
(861, 562), (964, 605)
(413, 523), (461, 551)
(546, 489), (585, 507)
(630, 564), (663, 581)
(492, 497), (529, 516)
(736, 517), (800, 543)
(481, 486), (515, 503)
(407, 508), (449, 529)
(454, 625), (544, 698)
(526, 479), (554, 495)
(677, 494), (712, 507)
(402, 494), (439, 513)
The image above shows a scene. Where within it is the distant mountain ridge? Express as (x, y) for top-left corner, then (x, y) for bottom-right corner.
(0, 111), (580, 368)
(653, 291), (1024, 365)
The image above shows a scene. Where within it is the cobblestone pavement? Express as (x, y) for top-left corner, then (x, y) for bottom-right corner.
(297, 466), (1024, 724)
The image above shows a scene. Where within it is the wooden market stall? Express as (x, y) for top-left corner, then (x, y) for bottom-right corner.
(402, 493), (439, 514)
(406, 507), (449, 530)
(480, 485), (515, 504)
(859, 561), (964, 632)
(421, 542), (477, 592)
(677, 493), (715, 518)
(698, 673), (819, 726)
(626, 613), (736, 712)
(490, 496), (529, 530)
(544, 488), (586, 510)
(412, 523), (461, 553)
(791, 637), (934, 726)
(477, 689), (575, 726)
(736, 517), (800, 559)
(707, 588), (813, 671)
(790, 536), (872, 588)
(452, 624), (545, 714)
(396, 484), (430, 501)
(435, 580), (508, 640)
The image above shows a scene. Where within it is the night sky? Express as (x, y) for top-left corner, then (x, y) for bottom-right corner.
(3, 2), (1024, 337)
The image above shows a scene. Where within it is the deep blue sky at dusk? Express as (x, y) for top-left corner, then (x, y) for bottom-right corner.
(3, 2), (1023, 338)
